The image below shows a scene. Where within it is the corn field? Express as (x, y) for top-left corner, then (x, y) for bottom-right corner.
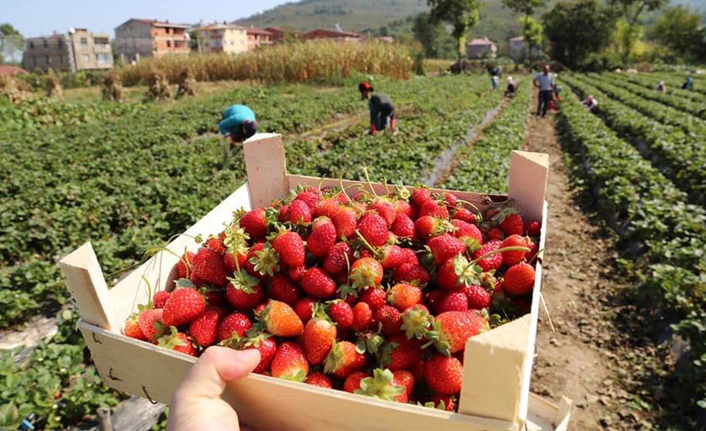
(117, 41), (413, 86)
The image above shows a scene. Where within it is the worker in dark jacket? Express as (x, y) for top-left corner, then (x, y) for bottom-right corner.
(219, 104), (258, 142)
(359, 82), (396, 135)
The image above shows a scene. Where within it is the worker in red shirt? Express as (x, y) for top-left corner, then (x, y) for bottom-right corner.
(359, 82), (396, 136)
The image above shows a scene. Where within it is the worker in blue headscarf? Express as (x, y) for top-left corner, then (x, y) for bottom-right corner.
(219, 105), (258, 142)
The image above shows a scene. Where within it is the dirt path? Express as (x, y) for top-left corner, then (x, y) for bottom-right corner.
(523, 97), (648, 430)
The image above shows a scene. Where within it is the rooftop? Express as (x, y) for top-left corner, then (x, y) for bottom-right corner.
(306, 28), (362, 38)
(199, 23), (245, 31)
(246, 27), (273, 36)
(468, 38), (495, 46)
(0, 65), (28, 76)
(121, 19), (190, 29)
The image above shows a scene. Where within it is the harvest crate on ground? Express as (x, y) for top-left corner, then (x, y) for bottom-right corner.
(59, 134), (571, 431)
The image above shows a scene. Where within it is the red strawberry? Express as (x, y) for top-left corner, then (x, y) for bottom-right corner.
(393, 369), (415, 396)
(453, 207), (478, 224)
(153, 291), (171, 309)
(426, 290), (445, 314)
(427, 234), (465, 265)
(525, 220), (541, 237)
(350, 257), (384, 290)
(394, 200), (415, 218)
(205, 236), (226, 254)
(271, 342), (309, 381)
(357, 213), (389, 247)
(261, 300), (304, 337)
(380, 245), (404, 270)
(288, 265), (306, 281)
(460, 284), (492, 310)
(188, 309), (220, 347)
(437, 291), (468, 313)
(333, 206), (358, 240)
(223, 250), (248, 274)
(308, 217), (337, 258)
(191, 248), (228, 286)
(369, 199), (396, 227)
(419, 200), (449, 219)
(124, 313), (146, 341)
(388, 283), (422, 310)
(500, 213), (524, 236)
(158, 328), (197, 357)
(217, 312), (252, 341)
(162, 288), (206, 327)
(385, 334), (422, 371)
(501, 234), (530, 266)
(451, 220), (483, 246)
(329, 300), (354, 329)
(239, 208), (268, 238)
(324, 341), (366, 378)
(486, 227), (504, 241)
(246, 334), (277, 374)
(306, 372), (333, 388)
(244, 243), (269, 280)
(344, 371), (369, 393)
(359, 286), (387, 311)
(436, 255), (476, 290)
(315, 198), (341, 219)
(425, 355), (463, 395)
(138, 308), (164, 343)
(304, 313), (337, 365)
(397, 247), (418, 266)
(355, 369), (406, 402)
(226, 280), (264, 311)
(472, 240), (503, 272)
(393, 263), (430, 285)
(268, 274), (301, 306)
(414, 216), (442, 240)
(375, 305), (402, 334)
(392, 213), (415, 238)
(294, 297), (316, 323)
(430, 310), (488, 355)
(296, 190), (320, 211)
(430, 394), (457, 411)
(323, 242), (353, 275)
(444, 192), (458, 208)
(272, 230), (305, 268)
(301, 267), (336, 298)
(285, 199), (313, 224)
(410, 187), (432, 209)
(278, 204), (289, 222)
(504, 263), (535, 296)
(176, 251), (195, 279)
(352, 302), (374, 332)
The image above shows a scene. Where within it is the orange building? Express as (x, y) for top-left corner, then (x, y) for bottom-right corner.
(245, 27), (274, 51)
(115, 19), (190, 63)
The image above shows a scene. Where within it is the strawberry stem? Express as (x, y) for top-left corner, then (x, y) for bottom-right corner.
(471, 246), (530, 264)
(363, 167), (379, 198)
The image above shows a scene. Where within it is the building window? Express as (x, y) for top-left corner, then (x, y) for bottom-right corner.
(167, 40), (171, 48)
(58, 39), (63, 48)
(43, 40), (48, 48)
(83, 54), (89, 62)
(29, 41), (34, 49)
(47, 56), (51, 64)
(81, 37), (88, 46)
(166, 28), (171, 34)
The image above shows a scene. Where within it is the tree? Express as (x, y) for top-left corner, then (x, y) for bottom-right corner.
(648, 6), (704, 61)
(542, 0), (617, 69)
(412, 12), (457, 59)
(426, 0), (482, 60)
(608, 0), (667, 64)
(0, 23), (24, 65)
(502, 0), (545, 61)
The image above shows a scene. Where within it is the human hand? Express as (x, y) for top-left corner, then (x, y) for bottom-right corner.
(168, 347), (261, 431)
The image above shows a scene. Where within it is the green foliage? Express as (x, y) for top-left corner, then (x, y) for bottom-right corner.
(608, 0), (668, 64)
(427, 0), (482, 59)
(412, 12), (458, 59)
(0, 23), (23, 65)
(647, 6), (705, 62)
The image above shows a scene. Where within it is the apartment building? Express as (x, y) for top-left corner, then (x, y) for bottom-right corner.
(196, 23), (247, 54)
(245, 27), (273, 51)
(22, 29), (113, 72)
(115, 19), (190, 63)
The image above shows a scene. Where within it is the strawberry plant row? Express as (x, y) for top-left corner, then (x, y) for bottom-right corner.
(442, 81), (531, 193)
(652, 72), (706, 98)
(563, 75), (706, 206)
(610, 73), (706, 103)
(557, 88), (706, 420)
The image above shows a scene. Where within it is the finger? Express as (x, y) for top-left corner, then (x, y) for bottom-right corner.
(176, 347), (261, 400)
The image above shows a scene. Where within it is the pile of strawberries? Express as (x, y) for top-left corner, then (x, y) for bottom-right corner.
(125, 184), (541, 411)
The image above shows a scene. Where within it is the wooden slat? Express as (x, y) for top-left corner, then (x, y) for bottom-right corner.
(243, 133), (289, 208)
(508, 151), (549, 222)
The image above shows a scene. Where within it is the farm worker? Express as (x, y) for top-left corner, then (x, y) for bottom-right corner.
(492, 75), (499, 90)
(582, 95), (599, 114)
(682, 76), (693, 90)
(359, 81), (396, 136)
(554, 83), (563, 101)
(533, 65), (555, 118)
(504, 77), (516, 97)
(168, 346), (260, 430)
(656, 81), (667, 93)
(219, 104), (258, 143)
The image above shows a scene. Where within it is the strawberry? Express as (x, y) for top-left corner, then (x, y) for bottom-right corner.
(333, 206), (358, 240)
(425, 355), (463, 395)
(245, 333), (277, 374)
(444, 192), (458, 207)
(217, 312), (252, 342)
(294, 297), (316, 323)
(191, 248), (228, 286)
(344, 371), (369, 393)
(394, 200), (415, 218)
(501, 234), (530, 266)
(429, 394), (457, 411)
(153, 291), (171, 309)
(355, 368), (406, 403)
(205, 236), (226, 254)
(429, 310), (488, 355)
(226, 277), (264, 311)
(176, 251), (195, 279)
(460, 284), (492, 310)
(397, 247), (418, 266)
(369, 199), (397, 227)
(380, 245), (404, 270)
(357, 213), (389, 247)
(388, 283), (422, 310)
(393, 263), (430, 285)
(245, 243), (270, 280)
(163, 287), (206, 327)
(392, 213), (415, 238)
(500, 213), (524, 236)
(401, 305), (434, 340)
(158, 327), (197, 357)
(329, 300), (354, 329)
(392, 370), (415, 396)
(453, 207), (478, 224)
(239, 208), (268, 238)
(223, 250), (248, 274)
(525, 220), (541, 237)
(124, 313), (147, 340)
(278, 204), (289, 222)
(504, 262), (535, 296)
(204, 289), (228, 308)
(324, 341), (366, 378)
(375, 305), (402, 334)
(138, 308), (164, 343)
(304, 310), (337, 365)
(284, 199), (313, 224)
(450, 220), (483, 246)
(419, 200), (449, 219)
(384, 334), (422, 371)
(350, 257), (384, 290)
(308, 217), (337, 258)
(426, 290), (445, 314)
(296, 190), (320, 211)
(271, 230), (305, 268)
(314, 198), (341, 219)
(323, 242), (353, 275)
(306, 372), (333, 388)
(189, 308), (220, 347)
(472, 240), (503, 272)
(414, 216), (442, 240)
(436, 255), (480, 290)
(410, 187), (432, 209)
(437, 291), (468, 313)
(427, 234), (465, 265)
(352, 302), (374, 332)
(260, 300), (304, 337)
(268, 274), (300, 306)
(271, 342), (309, 381)
(359, 286), (387, 311)
(288, 265), (306, 282)
(486, 227), (504, 241)
(301, 267), (336, 298)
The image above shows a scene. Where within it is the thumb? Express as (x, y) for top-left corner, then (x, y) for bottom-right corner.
(175, 346), (261, 400)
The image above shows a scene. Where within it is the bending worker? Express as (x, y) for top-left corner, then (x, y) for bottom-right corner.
(359, 82), (396, 135)
(219, 104), (258, 142)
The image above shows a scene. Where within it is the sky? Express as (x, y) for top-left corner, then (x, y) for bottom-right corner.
(3, 0), (292, 37)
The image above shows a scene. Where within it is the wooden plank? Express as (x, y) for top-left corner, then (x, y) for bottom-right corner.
(83, 397), (165, 431)
(508, 151), (549, 223)
(243, 133), (289, 209)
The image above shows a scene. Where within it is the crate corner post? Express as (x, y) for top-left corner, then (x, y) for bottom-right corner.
(508, 150), (549, 222)
(243, 133), (289, 209)
(58, 242), (119, 332)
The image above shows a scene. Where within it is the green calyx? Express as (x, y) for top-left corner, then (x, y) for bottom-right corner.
(350, 265), (378, 291)
(401, 306), (434, 340)
(280, 369), (307, 382)
(323, 342), (343, 373)
(336, 283), (358, 300)
(354, 369), (404, 401)
(451, 255), (482, 287)
(249, 244), (280, 277)
(227, 270), (259, 294)
(422, 319), (451, 357)
(157, 326), (187, 350)
(223, 224), (250, 257)
(356, 333), (385, 356)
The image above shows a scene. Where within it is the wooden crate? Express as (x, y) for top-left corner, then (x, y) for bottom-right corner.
(60, 134), (572, 431)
